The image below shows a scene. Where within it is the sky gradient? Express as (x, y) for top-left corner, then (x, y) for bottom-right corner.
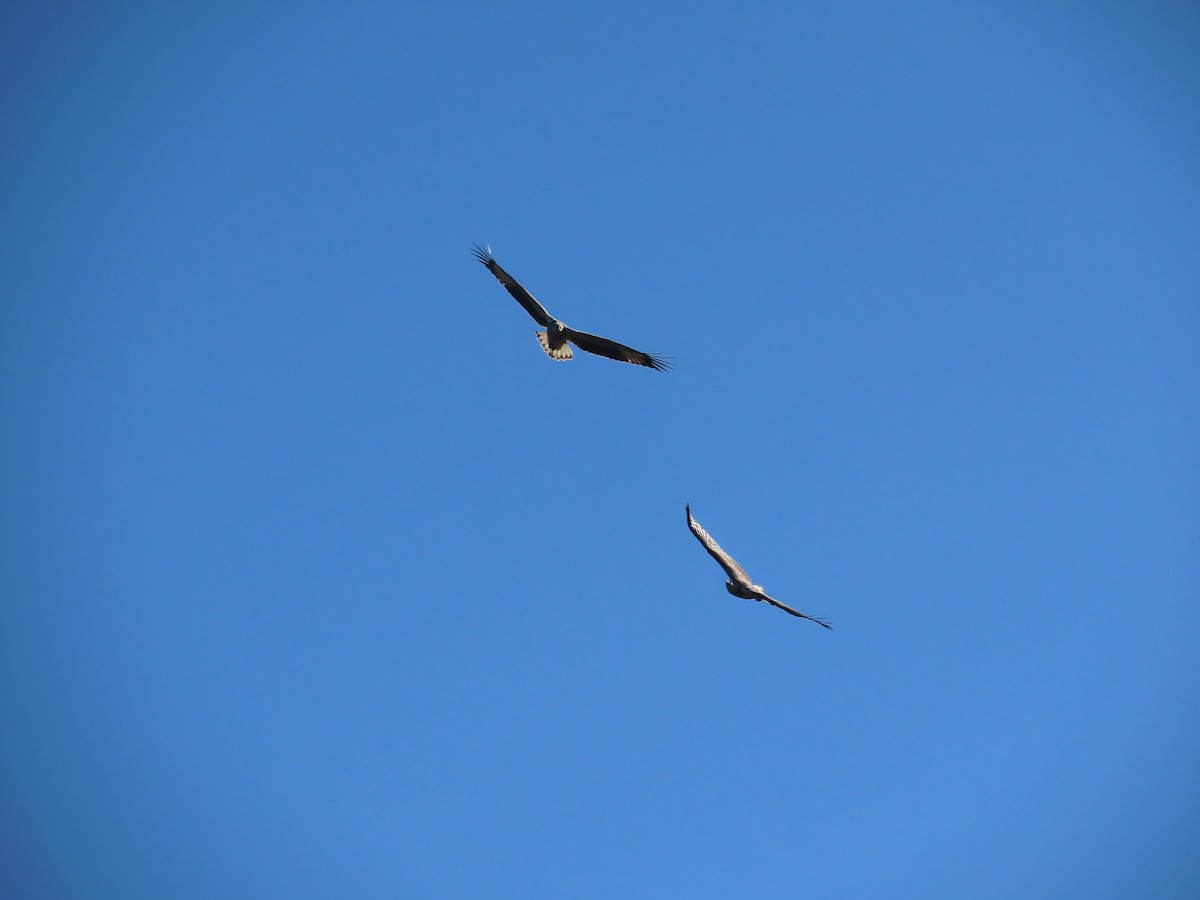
(2, 2), (1198, 897)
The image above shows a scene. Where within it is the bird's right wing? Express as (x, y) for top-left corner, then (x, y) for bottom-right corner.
(758, 593), (833, 629)
(564, 327), (672, 371)
(686, 504), (753, 585)
(471, 244), (554, 327)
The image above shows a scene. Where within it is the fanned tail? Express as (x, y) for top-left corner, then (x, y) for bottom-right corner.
(536, 331), (572, 361)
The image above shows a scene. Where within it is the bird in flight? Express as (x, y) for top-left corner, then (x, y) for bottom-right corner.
(471, 244), (671, 371)
(685, 504), (832, 628)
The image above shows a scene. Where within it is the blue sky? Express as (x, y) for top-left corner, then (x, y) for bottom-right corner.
(2, 2), (1198, 897)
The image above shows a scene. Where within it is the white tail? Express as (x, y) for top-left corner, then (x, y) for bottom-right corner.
(535, 331), (572, 361)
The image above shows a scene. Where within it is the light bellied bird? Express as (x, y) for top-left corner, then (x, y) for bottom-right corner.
(686, 504), (832, 629)
(471, 244), (671, 371)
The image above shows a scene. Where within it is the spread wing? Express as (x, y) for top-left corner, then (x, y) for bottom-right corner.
(686, 503), (752, 586)
(687, 504), (833, 629)
(563, 327), (673, 372)
(471, 244), (553, 327)
(757, 592), (833, 629)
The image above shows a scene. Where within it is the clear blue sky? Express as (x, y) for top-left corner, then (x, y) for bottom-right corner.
(2, 2), (1198, 897)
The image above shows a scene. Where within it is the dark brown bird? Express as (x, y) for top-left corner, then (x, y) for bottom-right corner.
(472, 244), (671, 371)
(686, 504), (832, 628)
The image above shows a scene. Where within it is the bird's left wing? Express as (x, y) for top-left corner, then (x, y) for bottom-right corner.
(686, 504), (752, 584)
(563, 327), (672, 371)
(471, 244), (554, 327)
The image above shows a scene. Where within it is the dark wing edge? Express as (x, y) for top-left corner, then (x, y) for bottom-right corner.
(470, 244), (554, 327)
(685, 503), (751, 583)
(760, 594), (833, 629)
(564, 328), (673, 371)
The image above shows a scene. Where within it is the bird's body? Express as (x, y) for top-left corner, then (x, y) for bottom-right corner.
(537, 319), (574, 361)
(471, 244), (670, 371)
(685, 504), (831, 629)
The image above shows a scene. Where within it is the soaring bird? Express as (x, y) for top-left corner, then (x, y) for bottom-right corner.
(685, 504), (832, 628)
(471, 244), (671, 371)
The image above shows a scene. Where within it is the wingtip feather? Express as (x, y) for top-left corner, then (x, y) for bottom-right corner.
(470, 243), (494, 266)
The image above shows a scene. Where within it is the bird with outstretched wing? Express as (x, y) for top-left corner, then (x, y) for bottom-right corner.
(471, 244), (671, 371)
(686, 504), (832, 628)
